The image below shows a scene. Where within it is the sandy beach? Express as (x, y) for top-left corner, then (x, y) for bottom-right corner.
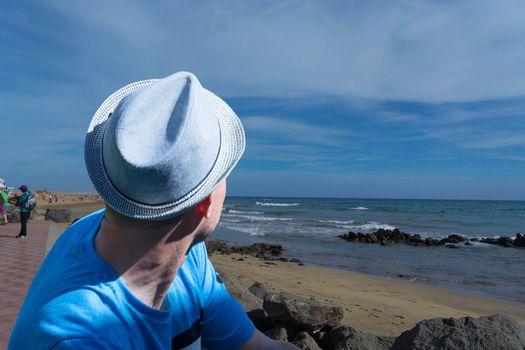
(37, 197), (525, 338)
(210, 252), (525, 336)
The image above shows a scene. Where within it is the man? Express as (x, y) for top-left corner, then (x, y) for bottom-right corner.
(9, 72), (298, 349)
(1, 185), (9, 225)
(15, 184), (33, 238)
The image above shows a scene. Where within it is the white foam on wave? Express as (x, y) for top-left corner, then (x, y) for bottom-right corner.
(319, 220), (355, 225)
(233, 214), (292, 222)
(226, 209), (264, 215)
(255, 202), (299, 207)
(349, 206), (368, 210)
(347, 221), (396, 231)
(219, 223), (266, 236)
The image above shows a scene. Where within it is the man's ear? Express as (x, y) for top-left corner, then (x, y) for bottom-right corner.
(194, 195), (212, 218)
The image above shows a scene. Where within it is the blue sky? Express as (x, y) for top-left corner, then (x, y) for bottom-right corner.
(1, 0), (525, 200)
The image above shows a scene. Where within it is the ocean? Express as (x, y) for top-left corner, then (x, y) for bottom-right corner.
(213, 197), (525, 303)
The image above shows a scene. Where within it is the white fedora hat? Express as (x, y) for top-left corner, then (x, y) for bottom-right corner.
(85, 71), (245, 221)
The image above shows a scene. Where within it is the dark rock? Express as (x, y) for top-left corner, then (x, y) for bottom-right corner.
(440, 237), (460, 245)
(263, 292), (344, 331)
(464, 242), (473, 246)
(408, 237), (425, 246)
(216, 270), (262, 312)
(234, 243), (283, 256)
(340, 232), (358, 241)
(205, 240), (231, 254)
(480, 237), (498, 245)
(448, 234), (467, 242)
(515, 233), (525, 248)
(247, 309), (274, 332)
(391, 314), (525, 350)
(319, 326), (394, 350)
(44, 208), (72, 223)
(446, 244), (459, 249)
(340, 228), (525, 250)
(425, 238), (439, 246)
(264, 326), (288, 341)
(293, 332), (322, 350)
(249, 282), (267, 300)
(391, 229), (404, 242)
(497, 236), (515, 248)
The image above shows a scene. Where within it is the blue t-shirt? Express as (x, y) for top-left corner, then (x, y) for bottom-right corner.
(9, 209), (254, 349)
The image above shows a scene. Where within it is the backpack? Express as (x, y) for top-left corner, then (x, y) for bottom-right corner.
(25, 193), (37, 210)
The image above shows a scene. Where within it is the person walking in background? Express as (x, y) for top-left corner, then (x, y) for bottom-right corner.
(1, 185), (9, 225)
(15, 185), (33, 239)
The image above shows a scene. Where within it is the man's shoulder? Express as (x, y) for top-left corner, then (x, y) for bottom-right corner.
(10, 288), (127, 349)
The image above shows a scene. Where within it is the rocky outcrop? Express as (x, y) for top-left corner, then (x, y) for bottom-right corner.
(6, 207), (45, 222)
(249, 281), (267, 299)
(515, 233), (525, 248)
(263, 292), (344, 331)
(293, 332), (322, 350)
(339, 228), (525, 250)
(391, 314), (525, 350)
(264, 326), (288, 341)
(319, 326), (395, 350)
(216, 270), (262, 312)
(206, 240), (304, 264)
(44, 208), (72, 223)
(222, 276), (525, 349)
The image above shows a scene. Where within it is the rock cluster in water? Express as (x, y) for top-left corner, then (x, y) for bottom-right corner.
(339, 228), (525, 249)
(221, 272), (525, 349)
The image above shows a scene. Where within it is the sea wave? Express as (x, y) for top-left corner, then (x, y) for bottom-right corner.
(219, 223), (266, 236)
(255, 202), (299, 207)
(226, 209), (264, 215)
(349, 206), (368, 210)
(346, 222), (396, 232)
(227, 214), (292, 222)
(319, 220), (355, 225)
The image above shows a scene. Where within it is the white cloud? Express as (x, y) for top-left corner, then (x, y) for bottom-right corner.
(40, 0), (525, 102)
(243, 116), (352, 145)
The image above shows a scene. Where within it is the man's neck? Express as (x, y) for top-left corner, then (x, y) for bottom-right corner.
(94, 215), (196, 310)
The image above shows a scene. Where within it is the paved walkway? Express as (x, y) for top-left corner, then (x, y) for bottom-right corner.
(0, 221), (50, 349)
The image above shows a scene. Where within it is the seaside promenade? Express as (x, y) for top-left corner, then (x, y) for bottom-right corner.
(0, 222), (50, 349)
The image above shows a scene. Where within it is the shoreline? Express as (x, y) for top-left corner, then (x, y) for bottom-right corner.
(45, 201), (525, 336)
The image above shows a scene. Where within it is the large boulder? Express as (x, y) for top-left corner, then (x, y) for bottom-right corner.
(391, 314), (525, 350)
(249, 281), (267, 299)
(44, 208), (72, 223)
(264, 326), (288, 341)
(263, 292), (344, 331)
(216, 270), (263, 312)
(293, 332), (322, 350)
(319, 326), (395, 350)
(29, 208), (46, 222)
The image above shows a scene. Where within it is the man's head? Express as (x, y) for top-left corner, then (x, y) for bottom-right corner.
(19, 185), (28, 193)
(85, 72), (245, 223)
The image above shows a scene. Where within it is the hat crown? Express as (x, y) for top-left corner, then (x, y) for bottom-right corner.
(102, 72), (221, 205)
(114, 74), (193, 166)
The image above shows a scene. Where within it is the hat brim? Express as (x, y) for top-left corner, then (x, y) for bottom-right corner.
(85, 79), (245, 221)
